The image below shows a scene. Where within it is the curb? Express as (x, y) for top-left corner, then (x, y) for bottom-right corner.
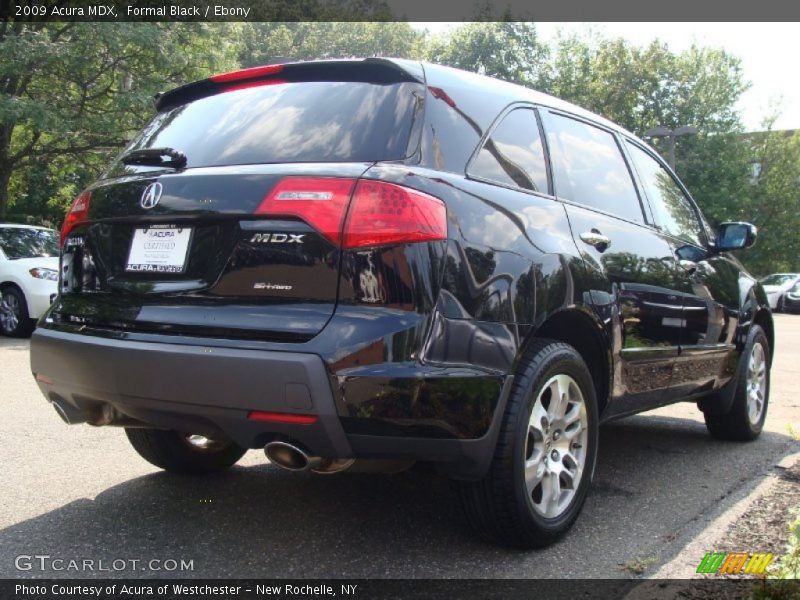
(641, 451), (799, 585)
(618, 452), (800, 599)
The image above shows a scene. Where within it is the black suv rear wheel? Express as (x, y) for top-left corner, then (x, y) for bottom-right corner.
(457, 339), (599, 548)
(125, 428), (246, 474)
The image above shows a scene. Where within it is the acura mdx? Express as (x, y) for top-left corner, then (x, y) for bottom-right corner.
(30, 59), (773, 548)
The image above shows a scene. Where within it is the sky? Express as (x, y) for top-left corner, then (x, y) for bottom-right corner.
(411, 22), (800, 132)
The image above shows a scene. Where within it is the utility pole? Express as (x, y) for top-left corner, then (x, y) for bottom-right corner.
(644, 126), (698, 173)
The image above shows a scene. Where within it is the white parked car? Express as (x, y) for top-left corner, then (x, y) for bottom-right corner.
(759, 273), (800, 312)
(0, 224), (59, 337)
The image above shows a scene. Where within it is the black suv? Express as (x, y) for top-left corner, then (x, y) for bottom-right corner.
(30, 59), (773, 548)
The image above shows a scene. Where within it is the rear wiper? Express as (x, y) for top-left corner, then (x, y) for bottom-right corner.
(121, 147), (187, 169)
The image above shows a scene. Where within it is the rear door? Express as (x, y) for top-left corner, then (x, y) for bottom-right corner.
(540, 110), (687, 412)
(55, 62), (426, 341)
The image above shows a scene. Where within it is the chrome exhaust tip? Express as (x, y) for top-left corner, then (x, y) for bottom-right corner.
(51, 400), (74, 424)
(264, 441), (322, 472)
(49, 396), (87, 425)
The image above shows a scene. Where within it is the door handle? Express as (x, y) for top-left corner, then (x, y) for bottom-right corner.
(678, 259), (698, 274)
(579, 229), (611, 251)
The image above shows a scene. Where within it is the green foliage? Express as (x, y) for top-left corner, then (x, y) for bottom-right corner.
(238, 22), (424, 66)
(0, 21), (240, 218)
(545, 34), (748, 136)
(426, 22), (549, 88)
(770, 507), (800, 579)
(742, 127), (800, 274)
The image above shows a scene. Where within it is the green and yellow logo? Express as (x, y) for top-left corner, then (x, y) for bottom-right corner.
(696, 551), (773, 575)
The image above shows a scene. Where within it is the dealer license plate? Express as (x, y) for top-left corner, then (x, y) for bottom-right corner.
(125, 226), (192, 274)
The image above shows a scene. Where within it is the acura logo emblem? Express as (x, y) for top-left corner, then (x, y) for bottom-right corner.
(140, 182), (162, 209)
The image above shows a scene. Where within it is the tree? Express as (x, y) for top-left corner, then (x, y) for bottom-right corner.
(735, 123), (800, 274)
(425, 22), (549, 89)
(0, 21), (239, 219)
(547, 35), (748, 137)
(238, 22), (424, 67)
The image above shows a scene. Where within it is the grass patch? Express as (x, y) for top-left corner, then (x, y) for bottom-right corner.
(621, 556), (657, 575)
(770, 506), (800, 579)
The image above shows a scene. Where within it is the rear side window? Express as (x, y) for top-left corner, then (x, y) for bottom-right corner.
(469, 108), (548, 193)
(625, 141), (705, 247)
(113, 81), (424, 172)
(544, 113), (644, 223)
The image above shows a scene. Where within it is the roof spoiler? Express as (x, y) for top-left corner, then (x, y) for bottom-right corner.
(154, 58), (424, 112)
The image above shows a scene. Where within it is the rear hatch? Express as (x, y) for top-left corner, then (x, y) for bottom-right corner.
(54, 60), (426, 341)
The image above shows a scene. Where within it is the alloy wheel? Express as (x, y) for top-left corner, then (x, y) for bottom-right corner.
(746, 342), (767, 425)
(524, 374), (589, 519)
(0, 294), (20, 334)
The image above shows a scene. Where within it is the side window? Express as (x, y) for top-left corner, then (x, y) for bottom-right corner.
(469, 108), (548, 193)
(625, 142), (705, 247)
(544, 113), (644, 223)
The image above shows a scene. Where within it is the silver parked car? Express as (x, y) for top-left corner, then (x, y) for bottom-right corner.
(760, 273), (800, 312)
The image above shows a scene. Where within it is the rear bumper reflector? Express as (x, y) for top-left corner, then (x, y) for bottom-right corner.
(35, 373), (54, 385)
(247, 410), (318, 425)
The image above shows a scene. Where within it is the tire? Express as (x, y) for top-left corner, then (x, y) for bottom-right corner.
(125, 428), (246, 474)
(704, 325), (770, 441)
(776, 295), (785, 313)
(456, 339), (599, 548)
(0, 286), (34, 337)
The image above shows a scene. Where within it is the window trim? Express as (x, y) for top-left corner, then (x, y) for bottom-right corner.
(465, 102), (555, 198)
(616, 134), (657, 226)
(623, 137), (712, 249)
(539, 108), (650, 227)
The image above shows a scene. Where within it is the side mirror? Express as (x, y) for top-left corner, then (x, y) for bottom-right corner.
(716, 222), (757, 251)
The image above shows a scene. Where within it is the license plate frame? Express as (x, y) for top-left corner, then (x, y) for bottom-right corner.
(125, 225), (193, 274)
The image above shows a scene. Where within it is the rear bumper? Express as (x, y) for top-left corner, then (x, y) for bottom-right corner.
(30, 328), (352, 458)
(30, 327), (512, 479)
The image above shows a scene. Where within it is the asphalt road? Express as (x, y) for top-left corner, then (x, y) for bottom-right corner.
(1, 316), (798, 579)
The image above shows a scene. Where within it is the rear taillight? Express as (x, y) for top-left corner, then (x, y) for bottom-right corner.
(343, 181), (447, 249)
(256, 177), (356, 246)
(60, 190), (91, 247)
(256, 177), (447, 249)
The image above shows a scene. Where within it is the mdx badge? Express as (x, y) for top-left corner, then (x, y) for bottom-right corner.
(140, 182), (162, 209)
(250, 233), (305, 244)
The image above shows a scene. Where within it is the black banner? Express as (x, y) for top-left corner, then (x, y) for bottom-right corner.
(3, 579), (800, 600)
(3, 0), (800, 22)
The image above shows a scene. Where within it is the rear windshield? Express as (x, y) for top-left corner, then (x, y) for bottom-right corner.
(109, 81), (424, 174)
